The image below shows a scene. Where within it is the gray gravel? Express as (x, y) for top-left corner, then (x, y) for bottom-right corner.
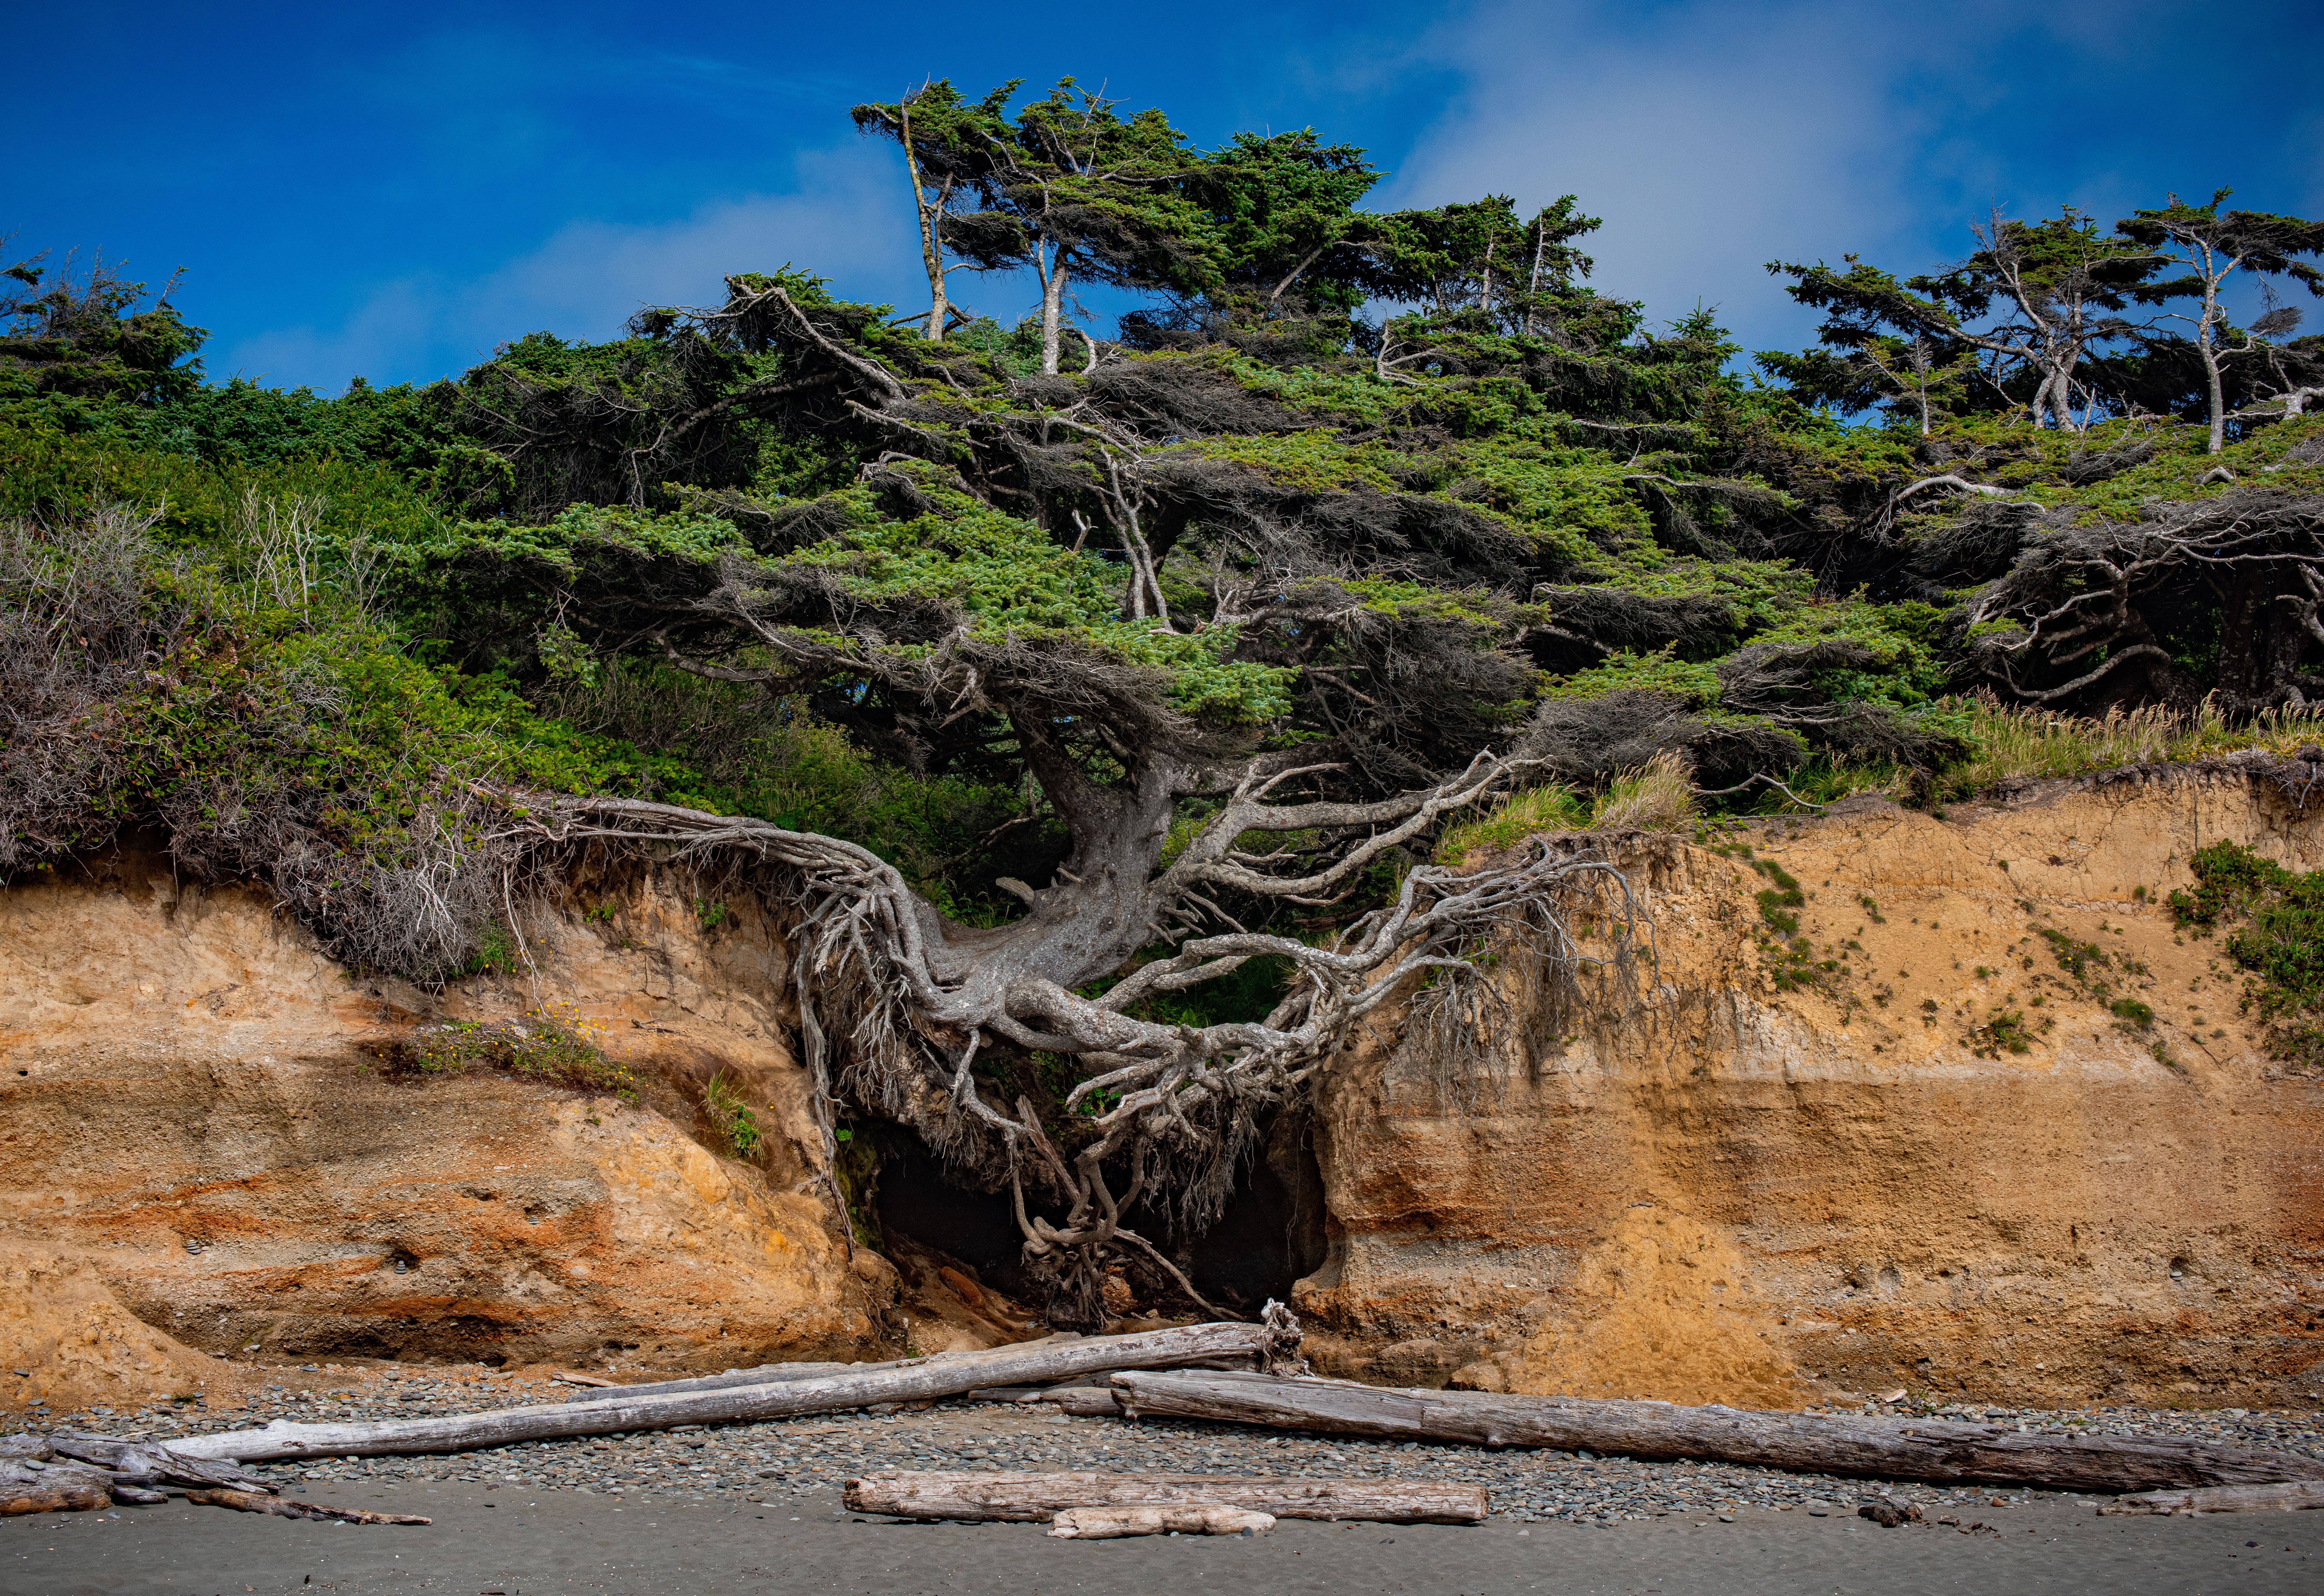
(27, 1365), (2324, 1526)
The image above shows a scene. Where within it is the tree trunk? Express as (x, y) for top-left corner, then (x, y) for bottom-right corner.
(160, 1323), (1271, 1462)
(844, 1467), (1486, 1524)
(898, 107), (949, 342)
(2101, 1480), (2324, 1516)
(2217, 572), (2268, 708)
(1041, 245), (1070, 376)
(544, 1361), (856, 1400)
(47, 1436), (272, 1491)
(2204, 329), (2228, 455)
(1050, 1504), (1275, 1537)
(1109, 1371), (2324, 1495)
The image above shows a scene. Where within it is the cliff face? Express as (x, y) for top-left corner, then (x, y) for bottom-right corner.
(1294, 767), (2324, 1408)
(6, 769), (2322, 1416)
(0, 854), (888, 1413)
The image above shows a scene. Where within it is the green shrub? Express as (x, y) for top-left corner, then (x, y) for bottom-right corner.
(2171, 841), (2324, 1071)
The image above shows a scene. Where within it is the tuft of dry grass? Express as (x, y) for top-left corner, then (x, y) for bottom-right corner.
(1592, 748), (1698, 832)
(1946, 691), (2324, 792)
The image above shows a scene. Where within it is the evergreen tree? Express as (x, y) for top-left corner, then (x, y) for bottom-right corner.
(2116, 190), (2324, 452)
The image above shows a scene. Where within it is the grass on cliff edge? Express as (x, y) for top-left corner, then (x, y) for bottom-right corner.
(1437, 693), (2324, 865)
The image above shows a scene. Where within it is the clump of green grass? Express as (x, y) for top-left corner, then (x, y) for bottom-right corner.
(378, 1005), (638, 1101)
(702, 1069), (762, 1158)
(1436, 781), (1586, 865)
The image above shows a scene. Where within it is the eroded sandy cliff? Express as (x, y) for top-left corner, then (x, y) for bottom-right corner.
(0, 854), (890, 1413)
(1296, 766), (2324, 1408)
(5, 767), (2320, 1416)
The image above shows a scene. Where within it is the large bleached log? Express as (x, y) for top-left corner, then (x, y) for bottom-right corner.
(2100, 1480), (2324, 1515)
(1110, 1371), (2324, 1495)
(844, 1468), (1487, 1524)
(539, 1334), (1199, 1403)
(551, 1361), (857, 1399)
(161, 1321), (1272, 1462)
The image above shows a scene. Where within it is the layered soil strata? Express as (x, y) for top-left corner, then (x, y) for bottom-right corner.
(0, 854), (889, 1409)
(1296, 766), (2324, 1408)
(5, 767), (2321, 1412)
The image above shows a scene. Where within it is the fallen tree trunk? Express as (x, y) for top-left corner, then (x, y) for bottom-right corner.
(549, 1360), (856, 1400)
(162, 1322), (1272, 1462)
(2100, 1480), (2324, 1516)
(2, 1459), (113, 1515)
(547, 1334), (1174, 1403)
(844, 1468), (1487, 1524)
(1110, 1371), (2324, 1495)
(185, 1488), (430, 1525)
(46, 1436), (273, 1492)
(1050, 1504), (1274, 1538)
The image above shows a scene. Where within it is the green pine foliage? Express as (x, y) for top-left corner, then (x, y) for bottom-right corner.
(6, 84), (2324, 989)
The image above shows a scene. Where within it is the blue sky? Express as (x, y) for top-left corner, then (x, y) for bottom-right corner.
(14, 0), (2323, 392)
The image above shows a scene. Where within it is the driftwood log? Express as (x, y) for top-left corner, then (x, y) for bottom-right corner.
(2100, 1480), (2324, 1516)
(553, 1336), (1229, 1405)
(843, 1468), (1488, 1524)
(163, 1322), (1275, 1462)
(2, 1458), (114, 1515)
(1110, 1371), (2324, 1495)
(184, 1488), (430, 1525)
(47, 1435), (272, 1491)
(549, 1361), (855, 1398)
(1049, 1504), (1274, 1538)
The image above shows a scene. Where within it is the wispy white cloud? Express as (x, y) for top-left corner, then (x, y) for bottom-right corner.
(222, 144), (919, 389)
(1380, 1), (1930, 351)
(1381, 0), (2320, 354)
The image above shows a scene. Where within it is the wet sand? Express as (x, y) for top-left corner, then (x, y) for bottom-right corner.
(7, 1482), (2321, 1596)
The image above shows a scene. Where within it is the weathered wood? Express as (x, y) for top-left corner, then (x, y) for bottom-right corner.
(48, 1435), (273, 1492)
(111, 1485), (171, 1506)
(1049, 1504), (1274, 1538)
(185, 1488), (430, 1525)
(2100, 1480), (2324, 1515)
(964, 1378), (1121, 1406)
(1057, 1388), (1125, 1418)
(1110, 1371), (2324, 1495)
(1, 1458), (114, 1515)
(843, 1468), (1487, 1524)
(550, 1360), (857, 1398)
(163, 1321), (1271, 1462)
